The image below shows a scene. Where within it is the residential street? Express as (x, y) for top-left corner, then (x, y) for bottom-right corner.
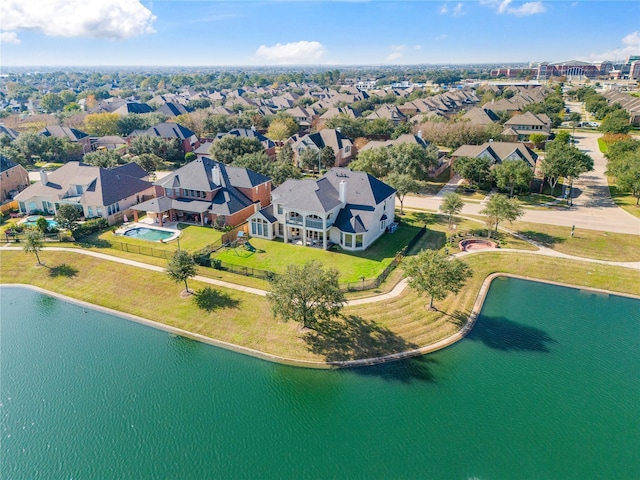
(399, 132), (640, 235)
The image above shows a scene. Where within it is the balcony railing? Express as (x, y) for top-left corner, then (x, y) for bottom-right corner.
(305, 219), (324, 229)
(286, 217), (303, 226)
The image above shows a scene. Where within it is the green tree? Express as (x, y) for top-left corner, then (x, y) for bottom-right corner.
(543, 141), (593, 205)
(267, 261), (345, 329)
(599, 109), (631, 134)
(208, 136), (264, 165)
(299, 147), (320, 171)
(403, 250), (472, 310)
(440, 192), (464, 228)
(269, 160), (301, 186)
(267, 117), (298, 141)
(452, 156), (492, 187)
(491, 159), (534, 197)
(528, 133), (547, 149)
(23, 229), (45, 265)
(133, 153), (163, 173)
(129, 135), (183, 164)
(554, 130), (571, 145)
(385, 172), (422, 214)
(349, 147), (390, 178)
(480, 194), (524, 238)
(320, 146), (336, 170)
(607, 150), (640, 205)
(55, 204), (82, 232)
(325, 115), (365, 139)
(35, 216), (50, 234)
(388, 143), (438, 181)
(117, 114), (151, 136)
(167, 250), (197, 294)
(231, 151), (271, 176)
(83, 113), (120, 136)
(277, 143), (294, 164)
(83, 150), (123, 168)
(40, 93), (65, 113)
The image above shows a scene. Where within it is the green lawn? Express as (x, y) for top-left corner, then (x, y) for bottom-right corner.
(79, 223), (224, 253)
(454, 185), (488, 201)
(512, 221), (640, 262)
(607, 179), (640, 218)
(213, 220), (423, 283)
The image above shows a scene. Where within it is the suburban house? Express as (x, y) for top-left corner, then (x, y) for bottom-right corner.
(131, 157), (271, 227)
(0, 155), (30, 203)
(14, 162), (154, 225)
(365, 105), (407, 125)
(215, 128), (277, 158)
(503, 111), (552, 141)
(129, 122), (200, 154)
(247, 167), (396, 251)
(359, 133), (430, 151)
(290, 129), (355, 168)
(451, 141), (538, 169)
(40, 125), (92, 155)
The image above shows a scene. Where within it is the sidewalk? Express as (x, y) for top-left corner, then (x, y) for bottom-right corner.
(3, 244), (639, 306)
(434, 174), (464, 198)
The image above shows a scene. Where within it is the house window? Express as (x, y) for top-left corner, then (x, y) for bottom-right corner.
(345, 146), (351, 153)
(251, 218), (267, 237)
(344, 234), (352, 248)
(96, 207), (103, 216)
(18, 201), (26, 213)
(166, 188), (173, 197)
(75, 185), (83, 195)
(88, 207), (94, 217)
(107, 203), (120, 215)
(380, 220), (386, 231)
(355, 234), (363, 248)
(277, 204), (283, 215)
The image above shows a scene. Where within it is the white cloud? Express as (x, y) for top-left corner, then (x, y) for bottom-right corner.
(414, 44), (422, 50)
(0, 31), (20, 44)
(0, 0), (156, 41)
(510, 2), (546, 16)
(386, 45), (407, 62)
(255, 41), (326, 64)
(481, 0), (546, 16)
(435, 34), (448, 41)
(441, 2), (464, 16)
(580, 31), (640, 62)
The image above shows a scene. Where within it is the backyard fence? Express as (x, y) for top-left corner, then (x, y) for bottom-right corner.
(1, 231), (62, 243)
(109, 241), (175, 260)
(205, 225), (428, 292)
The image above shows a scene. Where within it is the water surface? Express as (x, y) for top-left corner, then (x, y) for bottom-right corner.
(1, 279), (638, 479)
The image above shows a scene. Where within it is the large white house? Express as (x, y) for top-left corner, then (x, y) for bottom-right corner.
(247, 168), (396, 251)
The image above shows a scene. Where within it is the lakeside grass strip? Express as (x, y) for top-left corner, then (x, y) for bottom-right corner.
(2, 250), (639, 366)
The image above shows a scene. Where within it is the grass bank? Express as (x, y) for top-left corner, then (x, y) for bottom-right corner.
(3, 249), (638, 365)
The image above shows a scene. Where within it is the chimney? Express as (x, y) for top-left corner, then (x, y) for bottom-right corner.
(339, 180), (347, 204)
(40, 170), (49, 185)
(212, 164), (221, 185)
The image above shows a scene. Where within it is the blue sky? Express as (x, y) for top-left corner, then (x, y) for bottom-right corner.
(1, 0), (638, 66)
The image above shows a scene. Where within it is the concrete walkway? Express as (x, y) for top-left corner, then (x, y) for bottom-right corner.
(4, 243), (639, 307)
(401, 132), (640, 235)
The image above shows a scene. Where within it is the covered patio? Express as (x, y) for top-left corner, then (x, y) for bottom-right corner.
(131, 196), (211, 226)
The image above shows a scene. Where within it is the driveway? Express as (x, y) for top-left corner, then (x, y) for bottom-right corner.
(399, 132), (640, 235)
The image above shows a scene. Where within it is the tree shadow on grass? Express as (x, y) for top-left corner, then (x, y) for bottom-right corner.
(304, 315), (437, 382)
(192, 286), (240, 312)
(47, 263), (79, 278)
(76, 238), (112, 249)
(437, 309), (470, 329)
(411, 211), (440, 226)
(466, 315), (556, 353)
(517, 230), (566, 248)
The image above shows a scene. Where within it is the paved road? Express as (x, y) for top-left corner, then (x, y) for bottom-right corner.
(400, 132), (640, 235)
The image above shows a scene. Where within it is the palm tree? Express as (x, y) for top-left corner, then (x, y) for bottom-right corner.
(24, 229), (45, 265)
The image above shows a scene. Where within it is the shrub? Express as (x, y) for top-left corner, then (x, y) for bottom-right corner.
(73, 218), (108, 239)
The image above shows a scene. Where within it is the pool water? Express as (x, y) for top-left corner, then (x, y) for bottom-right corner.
(122, 226), (175, 242)
(22, 216), (58, 228)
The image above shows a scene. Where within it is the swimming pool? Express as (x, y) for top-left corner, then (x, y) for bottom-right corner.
(21, 216), (59, 229)
(121, 226), (179, 242)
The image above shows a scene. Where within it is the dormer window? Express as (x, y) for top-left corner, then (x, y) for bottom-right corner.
(75, 185), (83, 195)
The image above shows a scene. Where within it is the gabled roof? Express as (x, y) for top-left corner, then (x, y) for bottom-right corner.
(155, 102), (190, 117)
(291, 129), (353, 153)
(40, 126), (88, 141)
(132, 122), (196, 141)
(0, 125), (19, 140)
(0, 154), (22, 173)
(112, 102), (154, 115)
(461, 107), (500, 126)
(156, 157), (270, 192)
(451, 142), (537, 168)
(504, 111), (547, 127)
(215, 128), (276, 149)
(272, 177), (342, 213)
(14, 161), (152, 206)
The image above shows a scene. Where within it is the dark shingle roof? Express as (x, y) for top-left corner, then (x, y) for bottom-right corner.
(0, 154), (20, 172)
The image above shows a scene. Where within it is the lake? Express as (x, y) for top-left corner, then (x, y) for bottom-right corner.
(1, 278), (638, 479)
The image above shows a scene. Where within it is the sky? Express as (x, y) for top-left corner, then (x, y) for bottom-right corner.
(1, 0), (639, 67)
